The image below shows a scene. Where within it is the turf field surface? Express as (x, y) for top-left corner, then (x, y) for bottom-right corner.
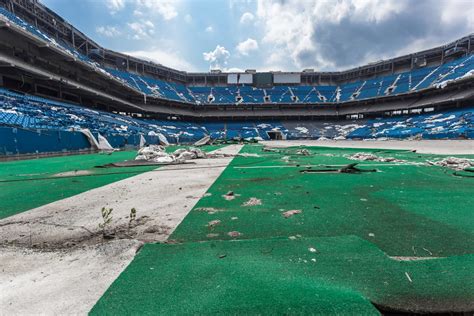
(93, 144), (474, 314)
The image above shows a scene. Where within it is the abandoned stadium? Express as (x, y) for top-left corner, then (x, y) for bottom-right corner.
(0, 0), (473, 314)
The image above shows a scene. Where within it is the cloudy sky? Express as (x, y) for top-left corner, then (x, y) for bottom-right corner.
(42, 0), (473, 72)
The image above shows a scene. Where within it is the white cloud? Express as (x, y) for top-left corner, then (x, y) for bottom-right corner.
(184, 14), (192, 23)
(236, 38), (259, 56)
(256, 0), (474, 70)
(203, 45), (230, 69)
(124, 48), (196, 71)
(96, 26), (121, 38)
(133, 0), (178, 20)
(205, 26), (214, 33)
(240, 12), (255, 24)
(108, 0), (179, 19)
(128, 20), (155, 40)
(105, 0), (125, 13)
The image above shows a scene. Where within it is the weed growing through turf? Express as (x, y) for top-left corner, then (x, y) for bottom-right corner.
(99, 207), (113, 237)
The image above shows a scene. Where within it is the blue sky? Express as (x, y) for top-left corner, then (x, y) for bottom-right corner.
(42, 0), (473, 73)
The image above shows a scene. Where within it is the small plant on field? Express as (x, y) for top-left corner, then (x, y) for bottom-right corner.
(99, 207), (113, 236)
(128, 208), (137, 231)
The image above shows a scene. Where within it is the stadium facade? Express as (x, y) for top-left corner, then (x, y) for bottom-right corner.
(0, 0), (473, 155)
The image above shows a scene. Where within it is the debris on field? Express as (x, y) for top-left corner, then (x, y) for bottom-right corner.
(231, 217), (238, 220)
(242, 197), (262, 206)
(194, 135), (212, 146)
(339, 163), (377, 174)
(208, 220), (221, 228)
(296, 149), (310, 156)
(135, 145), (207, 164)
(368, 233), (375, 237)
(282, 210), (302, 218)
(195, 207), (223, 214)
(405, 272), (413, 283)
(222, 191), (240, 201)
(348, 152), (405, 163)
(427, 157), (474, 170)
(308, 247), (317, 253)
(207, 233), (219, 238)
(228, 231), (241, 237)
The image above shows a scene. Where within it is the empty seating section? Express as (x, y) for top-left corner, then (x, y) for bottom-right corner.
(0, 87), (207, 146)
(1, 7), (473, 107)
(1, 86), (473, 154)
(347, 108), (474, 139)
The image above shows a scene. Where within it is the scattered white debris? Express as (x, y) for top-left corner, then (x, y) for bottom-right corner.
(405, 272), (413, 283)
(309, 247), (317, 253)
(282, 210), (302, 218)
(208, 220), (221, 228)
(242, 197), (262, 207)
(368, 233), (375, 237)
(296, 149), (310, 156)
(427, 157), (474, 170)
(195, 207), (222, 214)
(222, 191), (240, 201)
(227, 231), (241, 237)
(135, 145), (206, 164)
(193, 135), (211, 146)
(348, 152), (405, 163)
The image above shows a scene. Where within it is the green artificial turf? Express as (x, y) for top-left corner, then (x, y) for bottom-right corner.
(171, 145), (474, 257)
(91, 237), (474, 315)
(0, 145), (224, 219)
(92, 144), (474, 314)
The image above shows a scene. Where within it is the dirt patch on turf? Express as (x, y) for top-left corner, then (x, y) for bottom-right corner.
(0, 215), (161, 251)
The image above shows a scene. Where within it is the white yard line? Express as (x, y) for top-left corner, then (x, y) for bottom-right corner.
(0, 145), (243, 315)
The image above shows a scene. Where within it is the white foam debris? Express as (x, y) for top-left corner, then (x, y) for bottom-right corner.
(282, 210), (302, 218)
(135, 145), (206, 164)
(427, 157), (474, 170)
(242, 197), (262, 207)
(348, 152), (405, 163)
